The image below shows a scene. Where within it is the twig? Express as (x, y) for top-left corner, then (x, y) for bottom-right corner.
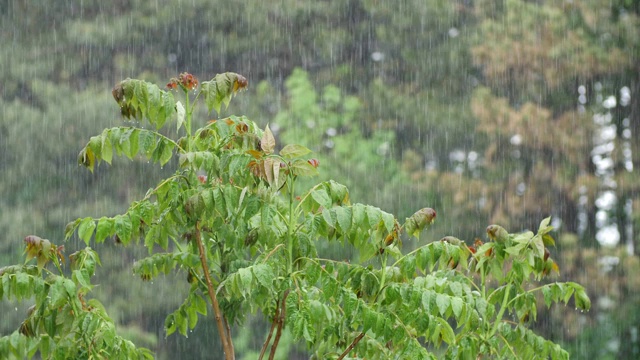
(268, 290), (290, 360)
(337, 332), (366, 360)
(195, 221), (234, 360)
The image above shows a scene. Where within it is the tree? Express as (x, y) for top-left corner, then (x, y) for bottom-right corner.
(1, 73), (590, 359)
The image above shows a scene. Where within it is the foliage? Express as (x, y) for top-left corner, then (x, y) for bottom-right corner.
(1, 73), (591, 359)
(0, 236), (152, 359)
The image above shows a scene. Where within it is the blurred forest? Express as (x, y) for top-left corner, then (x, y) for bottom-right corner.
(1, 0), (639, 358)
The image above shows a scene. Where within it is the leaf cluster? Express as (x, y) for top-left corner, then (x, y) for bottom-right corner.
(1, 243), (152, 359)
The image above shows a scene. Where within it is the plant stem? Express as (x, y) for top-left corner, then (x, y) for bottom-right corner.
(337, 332), (366, 360)
(224, 317), (235, 356)
(185, 90), (192, 144)
(489, 283), (512, 338)
(287, 177), (295, 274)
(195, 221), (234, 360)
(258, 310), (278, 360)
(379, 255), (388, 294)
(268, 290), (290, 360)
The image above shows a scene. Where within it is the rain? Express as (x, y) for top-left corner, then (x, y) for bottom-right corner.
(1, 1), (639, 359)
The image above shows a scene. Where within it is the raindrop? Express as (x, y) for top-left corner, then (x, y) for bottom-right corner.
(326, 128), (337, 137)
(448, 27), (459, 38)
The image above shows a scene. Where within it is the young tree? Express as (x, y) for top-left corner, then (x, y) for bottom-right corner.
(2, 73), (590, 359)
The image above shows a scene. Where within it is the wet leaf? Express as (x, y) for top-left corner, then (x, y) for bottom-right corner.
(261, 124), (275, 155)
(280, 144), (311, 159)
(200, 72), (248, 114)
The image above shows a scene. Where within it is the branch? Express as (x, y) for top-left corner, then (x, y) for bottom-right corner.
(195, 221), (234, 360)
(337, 332), (366, 360)
(259, 304), (279, 360)
(489, 283), (512, 338)
(224, 316), (235, 357)
(268, 290), (290, 360)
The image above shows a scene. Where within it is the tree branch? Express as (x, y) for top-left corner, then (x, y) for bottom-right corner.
(224, 316), (235, 356)
(337, 332), (365, 360)
(268, 290), (290, 360)
(259, 305), (279, 360)
(195, 221), (234, 360)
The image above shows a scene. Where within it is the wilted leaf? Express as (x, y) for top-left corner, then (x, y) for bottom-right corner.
(261, 124), (276, 155)
(176, 101), (185, 131)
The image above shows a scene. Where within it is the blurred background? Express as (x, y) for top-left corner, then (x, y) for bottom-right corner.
(1, 0), (638, 358)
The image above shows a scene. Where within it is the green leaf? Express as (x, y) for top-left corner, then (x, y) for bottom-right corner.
(165, 313), (176, 336)
(574, 286), (591, 311)
(117, 78), (175, 128)
(532, 235), (545, 259)
(78, 146), (96, 172)
(381, 212), (395, 233)
(200, 72), (248, 114)
(290, 159), (319, 177)
(363, 308), (377, 333)
(121, 128), (140, 160)
(73, 269), (93, 290)
(351, 204), (365, 227)
(421, 291), (434, 313)
(311, 189), (332, 209)
(101, 134), (113, 164)
(280, 144), (312, 159)
(187, 303), (198, 329)
(15, 272), (30, 299)
(49, 278), (68, 307)
(95, 217), (115, 243)
(114, 215), (133, 245)
(65, 219), (81, 240)
(252, 264), (274, 290)
(365, 206), (382, 229)
(450, 297), (463, 319)
(334, 206), (352, 233)
(238, 268), (253, 295)
(193, 295), (207, 315)
(437, 317), (455, 344)
(538, 216), (553, 235)
(78, 217), (96, 246)
(138, 130), (157, 157)
(436, 293), (450, 316)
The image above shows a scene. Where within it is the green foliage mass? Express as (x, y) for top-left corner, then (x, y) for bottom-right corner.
(1, 74), (590, 359)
